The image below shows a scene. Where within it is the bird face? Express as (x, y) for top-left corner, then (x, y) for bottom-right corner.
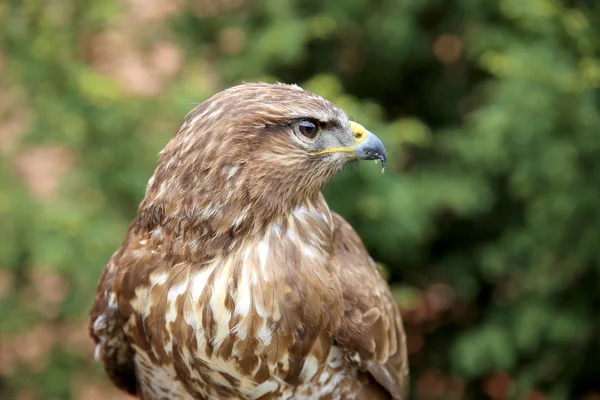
(233, 84), (388, 205)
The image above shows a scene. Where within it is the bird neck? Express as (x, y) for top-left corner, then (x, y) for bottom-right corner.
(135, 181), (333, 262)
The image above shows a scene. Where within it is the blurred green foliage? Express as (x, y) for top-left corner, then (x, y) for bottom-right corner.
(1, 0), (600, 399)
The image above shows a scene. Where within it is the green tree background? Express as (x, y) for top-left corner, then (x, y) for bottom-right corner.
(1, 0), (600, 399)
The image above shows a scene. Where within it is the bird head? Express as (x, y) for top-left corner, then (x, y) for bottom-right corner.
(143, 83), (387, 229)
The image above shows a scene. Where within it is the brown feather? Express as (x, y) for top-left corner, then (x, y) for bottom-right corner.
(331, 213), (409, 399)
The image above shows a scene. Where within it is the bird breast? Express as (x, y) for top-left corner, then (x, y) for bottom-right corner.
(125, 200), (347, 398)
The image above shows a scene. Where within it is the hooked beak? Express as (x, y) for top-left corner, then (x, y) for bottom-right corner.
(350, 121), (387, 172)
(311, 121), (388, 172)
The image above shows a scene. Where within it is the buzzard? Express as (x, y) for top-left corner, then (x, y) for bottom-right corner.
(90, 83), (408, 399)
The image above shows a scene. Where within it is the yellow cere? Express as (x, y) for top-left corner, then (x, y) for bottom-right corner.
(311, 121), (367, 156)
(349, 121), (367, 144)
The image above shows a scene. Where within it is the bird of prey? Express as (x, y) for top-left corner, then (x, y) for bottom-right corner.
(90, 82), (408, 400)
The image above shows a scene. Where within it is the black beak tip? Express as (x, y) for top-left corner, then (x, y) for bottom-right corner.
(353, 129), (388, 173)
(357, 149), (387, 172)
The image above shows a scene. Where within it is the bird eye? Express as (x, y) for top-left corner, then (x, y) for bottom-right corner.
(297, 120), (319, 139)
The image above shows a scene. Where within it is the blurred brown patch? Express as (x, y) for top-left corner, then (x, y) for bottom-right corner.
(14, 146), (74, 203)
(402, 297), (432, 325)
(88, 35), (183, 96)
(338, 47), (364, 74)
(0, 269), (13, 300)
(403, 282), (457, 326)
(115, 53), (163, 97)
(0, 88), (31, 155)
(124, 0), (183, 26)
(30, 268), (69, 306)
(450, 300), (479, 325)
(59, 322), (96, 358)
(149, 42), (184, 78)
(406, 329), (424, 355)
(0, 115), (29, 154)
(414, 370), (465, 399)
(84, 0), (186, 97)
(87, 30), (129, 75)
(218, 27), (247, 55)
(416, 369), (446, 398)
(0, 338), (15, 374)
(86, 30), (158, 96)
(8, 324), (57, 373)
(1, 320), (95, 377)
(445, 376), (465, 399)
(483, 372), (512, 400)
(192, 0), (245, 18)
(424, 283), (456, 313)
(496, 278), (520, 301)
(527, 390), (548, 400)
(15, 389), (38, 400)
(433, 34), (462, 64)
(72, 375), (134, 400)
(20, 267), (69, 319)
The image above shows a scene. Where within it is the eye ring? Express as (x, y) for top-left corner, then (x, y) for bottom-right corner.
(296, 120), (320, 139)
